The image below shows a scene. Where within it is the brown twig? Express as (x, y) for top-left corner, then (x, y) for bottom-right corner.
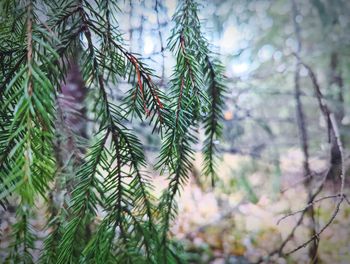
(280, 53), (347, 258)
(286, 195), (345, 255)
(109, 39), (164, 115)
(255, 177), (325, 263)
(277, 194), (345, 225)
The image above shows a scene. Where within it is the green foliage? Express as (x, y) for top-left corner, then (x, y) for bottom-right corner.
(0, 0), (227, 263)
(155, 0), (227, 260)
(202, 58), (227, 187)
(5, 207), (36, 264)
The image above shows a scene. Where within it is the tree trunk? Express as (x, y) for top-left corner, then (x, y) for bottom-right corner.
(292, 0), (319, 261)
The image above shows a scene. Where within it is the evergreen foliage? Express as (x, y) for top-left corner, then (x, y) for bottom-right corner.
(0, 0), (227, 263)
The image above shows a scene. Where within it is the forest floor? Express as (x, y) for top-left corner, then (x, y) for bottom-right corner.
(1, 149), (349, 263)
(162, 149), (350, 264)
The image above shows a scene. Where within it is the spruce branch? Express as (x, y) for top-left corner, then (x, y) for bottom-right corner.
(0, 1), (228, 262)
(156, 0), (211, 260)
(56, 131), (108, 264)
(55, 3), (159, 262)
(156, 2), (228, 260)
(202, 57), (227, 187)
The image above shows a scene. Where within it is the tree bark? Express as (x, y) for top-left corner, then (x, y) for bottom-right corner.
(327, 52), (343, 182)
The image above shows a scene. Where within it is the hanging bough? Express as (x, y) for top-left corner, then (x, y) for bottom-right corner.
(0, 0), (227, 263)
(130, 55), (150, 115)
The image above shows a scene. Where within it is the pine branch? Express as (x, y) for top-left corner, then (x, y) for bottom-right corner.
(156, 0), (210, 260)
(0, 0), (63, 204)
(79, 0), (166, 132)
(55, 3), (159, 262)
(0, 1), (227, 262)
(56, 131), (108, 264)
(202, 57), (227, 187)
(155, 1), (227, 260)
(38, 192), (64, 264)
(6, 208), (36, 264)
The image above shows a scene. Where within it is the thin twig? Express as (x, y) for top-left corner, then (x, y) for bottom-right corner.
(280, 54), (347, 257)
(286, 195), (344, 255)
(255, 176), (325, 263)
(277, 194), (344, 225)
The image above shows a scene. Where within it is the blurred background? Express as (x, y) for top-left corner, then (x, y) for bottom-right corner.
(112, 0), (350, 263)
(2, 0), (350, 263)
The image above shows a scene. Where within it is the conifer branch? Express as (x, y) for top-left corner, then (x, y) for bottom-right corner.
(0, 1), (227, 262)
(156, 0), (210, 260)
(55, 3), (158, 262)
(156, 2), (227, 260)
(202, 57), (227, 187)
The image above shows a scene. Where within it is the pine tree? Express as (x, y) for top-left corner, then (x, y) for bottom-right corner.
(0, 0), (227, 263)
